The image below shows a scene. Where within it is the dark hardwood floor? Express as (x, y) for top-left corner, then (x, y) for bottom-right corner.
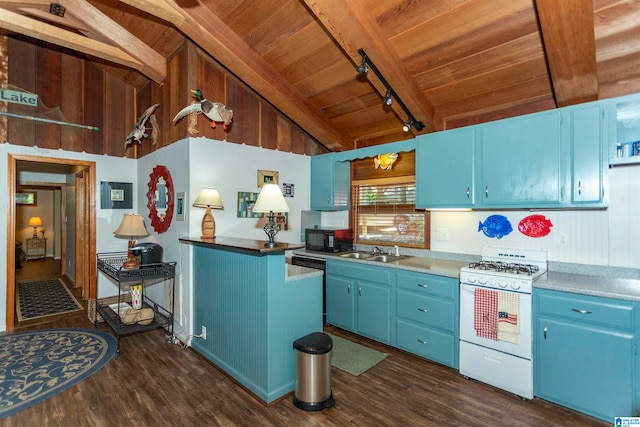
(4, 259), (607, 426)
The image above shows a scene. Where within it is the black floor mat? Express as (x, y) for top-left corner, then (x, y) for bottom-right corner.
(17, 279), (83, 321)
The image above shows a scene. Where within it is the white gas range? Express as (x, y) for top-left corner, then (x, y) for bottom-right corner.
(459, 247), (547, 399)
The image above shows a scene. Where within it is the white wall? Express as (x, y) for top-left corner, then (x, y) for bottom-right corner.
(188, 137), (310, 242)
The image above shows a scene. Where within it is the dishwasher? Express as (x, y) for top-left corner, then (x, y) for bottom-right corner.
(291, 254), (327, 325)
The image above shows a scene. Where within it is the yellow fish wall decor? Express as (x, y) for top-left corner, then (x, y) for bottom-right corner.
(374, 152), (398, 170)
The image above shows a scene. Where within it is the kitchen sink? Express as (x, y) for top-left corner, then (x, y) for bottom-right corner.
(338, 252), (373, 259)
(366, 255), (410, 263)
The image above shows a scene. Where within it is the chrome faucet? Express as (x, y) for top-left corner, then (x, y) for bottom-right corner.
(372, 246), (385, 255)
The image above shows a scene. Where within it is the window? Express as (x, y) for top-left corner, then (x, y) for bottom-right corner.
(352, 176), (428, 248)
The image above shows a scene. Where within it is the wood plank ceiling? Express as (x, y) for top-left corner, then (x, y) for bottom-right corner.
(1, 0), (640, 152)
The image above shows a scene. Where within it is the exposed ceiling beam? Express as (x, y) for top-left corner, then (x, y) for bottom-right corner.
(145, 0), (354, 151)
(302, 0), (437, 134)
(0, 8), (144, 70)
(59, 0), (165, 83)
(118, 0), (185, 27)
(535, 0), (598, 106)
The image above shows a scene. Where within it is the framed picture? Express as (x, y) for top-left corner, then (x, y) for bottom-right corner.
(282, 183), (294, 197)
(237, 192), (264, 218)
(110, 189), (124, 202)
(176, 192), (186, 221)
(100, 181), (132, 209)
(275, 212), (289, 231)
(257, 170), (279, 187)
(16, 192), (37, 205)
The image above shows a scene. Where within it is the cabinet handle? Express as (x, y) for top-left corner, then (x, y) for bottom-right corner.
(571, 308), (592, 314)
(417, 308), (429, 313)
(578, 181), (582, 195)
(358, 287), (362, 296)
(417, 338), (428, 345)
(347, 284), (350, 295)
(543, 325), (547, 339)
(485, 186), (489, 197)
(417, 283), (428, 288)
(466, 187), (470, 198)
(327, 196), (330, 204)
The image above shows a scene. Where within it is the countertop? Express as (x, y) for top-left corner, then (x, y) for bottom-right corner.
(293, 249), (640, 303)
(180, 236), (305, 253)
(536, 272), (640, 303)
(292, 249), (466, 279)
(285, 264), (323, 282)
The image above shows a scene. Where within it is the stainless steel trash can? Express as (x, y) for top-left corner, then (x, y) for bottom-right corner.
(293, 332), (335, 411)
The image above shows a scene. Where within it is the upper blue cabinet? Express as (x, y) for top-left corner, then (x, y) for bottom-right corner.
(477, 110), (563, 208)
(609, 93), (640, 166)
(568, 103), (607, 206)
(416, 127), (476, 208)
(310, 153), (350, 211)
(416, 102), (609, 209)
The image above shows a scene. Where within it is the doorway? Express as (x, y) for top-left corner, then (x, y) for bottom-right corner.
(6, 154), (97, 331)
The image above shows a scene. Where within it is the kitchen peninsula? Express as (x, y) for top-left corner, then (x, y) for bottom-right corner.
(179, 236), (323, 404)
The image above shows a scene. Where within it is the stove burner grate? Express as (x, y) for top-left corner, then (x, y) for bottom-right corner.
(467, 261), (540, 276)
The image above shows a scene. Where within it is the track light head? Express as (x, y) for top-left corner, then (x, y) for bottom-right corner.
(383, 88), (393, 106)
(357, 58), (368, 74)
(403, 115), (425, 132)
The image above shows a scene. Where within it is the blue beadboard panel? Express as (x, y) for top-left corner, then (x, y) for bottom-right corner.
(191, 245), (322, 403)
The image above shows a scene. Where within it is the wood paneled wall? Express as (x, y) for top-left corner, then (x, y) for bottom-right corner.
(3, 36), (329, 159)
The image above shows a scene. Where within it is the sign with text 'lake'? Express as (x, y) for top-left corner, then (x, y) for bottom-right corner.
(0, 89), (38, 107)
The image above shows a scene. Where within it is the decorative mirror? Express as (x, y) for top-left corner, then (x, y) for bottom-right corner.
(146, 165), (174, 233)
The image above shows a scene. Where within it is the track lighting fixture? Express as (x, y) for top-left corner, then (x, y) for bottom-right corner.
(402, 115), (425, 132)
(357, 57), (368, 74)
(356, 48), (425, 133)
(383, 88), (393, 106)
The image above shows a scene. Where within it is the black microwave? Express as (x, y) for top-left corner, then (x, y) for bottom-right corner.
(305, 228), (352, 253)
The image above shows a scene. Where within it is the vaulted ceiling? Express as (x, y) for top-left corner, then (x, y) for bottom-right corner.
(2, 0), (640, 152)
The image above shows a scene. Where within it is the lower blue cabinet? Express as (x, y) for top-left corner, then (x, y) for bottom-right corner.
(326, 261), (459, 368)
(534, 289), (638, 422)
(326, 260), (392, 344)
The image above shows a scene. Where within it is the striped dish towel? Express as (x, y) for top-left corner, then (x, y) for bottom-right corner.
(474, 288), (497, 340)
(498, 291), (520, 344)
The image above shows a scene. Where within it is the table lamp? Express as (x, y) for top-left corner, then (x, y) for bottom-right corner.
(193, 189), (224, 238)
(252, 184), (290, 247)
(28, 216), (43, 238)
(114, 213), (149, 269)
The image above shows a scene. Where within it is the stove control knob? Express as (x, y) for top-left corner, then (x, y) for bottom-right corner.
(467, 275), (476, 283)
(510, 282), (521, 290)
(478, 277), (487, 285)
(498, 281), (508, 288)
(488, 279), (497, 287)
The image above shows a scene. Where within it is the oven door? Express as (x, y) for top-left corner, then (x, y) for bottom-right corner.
(459, 283), (532, 359)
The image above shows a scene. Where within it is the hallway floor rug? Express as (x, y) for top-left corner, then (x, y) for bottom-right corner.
(0, 328), (117, 419)
(327, 333), (388, 376)
(16, 279), (83, 321)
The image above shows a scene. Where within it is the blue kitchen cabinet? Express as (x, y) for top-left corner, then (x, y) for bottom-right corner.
(415, 127), (475, 208)
(310, 153), (350, 210)
(395, 270), (459, 368)
(477, 110), (563, 207)
(568, 103), (608, 206)
(325, 273), (355, 330)
(534, 289), (637, 422)
(326, 260), (393, 344)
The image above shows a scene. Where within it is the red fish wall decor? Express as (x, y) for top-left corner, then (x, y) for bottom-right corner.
(518, 215), (553, 238)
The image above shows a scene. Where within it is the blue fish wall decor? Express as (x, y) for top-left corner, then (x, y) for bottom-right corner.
(478, 215), (513, 239)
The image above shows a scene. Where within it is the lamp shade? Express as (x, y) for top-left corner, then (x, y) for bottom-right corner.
(28, 216), (43, 227)
(114, 214), (149, 238)
(253, 184), (290, 213)
(193, 189), (224, 209)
